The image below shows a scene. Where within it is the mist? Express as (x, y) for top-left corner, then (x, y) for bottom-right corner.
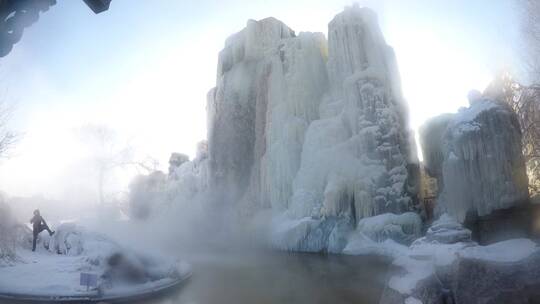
(0, 1), (539, 304)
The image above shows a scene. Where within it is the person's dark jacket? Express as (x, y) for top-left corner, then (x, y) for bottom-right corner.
(30, 215), (46, 232)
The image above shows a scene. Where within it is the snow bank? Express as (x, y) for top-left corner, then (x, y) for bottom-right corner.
(0, 223), (190, 299)
(459, 238), (537, 262)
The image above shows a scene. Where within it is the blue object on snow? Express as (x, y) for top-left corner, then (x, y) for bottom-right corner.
(80, 273), (98, 290)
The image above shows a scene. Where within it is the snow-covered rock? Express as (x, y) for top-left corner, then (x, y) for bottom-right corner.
(422, 213), (472, 244)
(168, 152), (189, 177)
(167, 144), (209, 203)
(352, 212), (421, 244)
(342, 212), (421, 257)
(207, 5), (418, 252)
(420, 95), (529, 223)
(380, 238), (540, 304)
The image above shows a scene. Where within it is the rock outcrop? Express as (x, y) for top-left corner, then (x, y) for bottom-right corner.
(207, 5), (419, 251)
(380, 238), (540, 304)
(420, 93), (529, 226)
(207, 17), (329, 216)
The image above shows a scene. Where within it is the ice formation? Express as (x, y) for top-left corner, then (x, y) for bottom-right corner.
(167, 141), (209, 203)
(207, 16), (329, 216)
(206, 5), (418, 251)
(342, 212), (422, 257)
(128, 142), (209, 219)
(380, 232), (540, 304)
(420, 94), (529, 222)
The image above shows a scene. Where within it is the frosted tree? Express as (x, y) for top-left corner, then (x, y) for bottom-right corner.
(79, 124), (133, 206)
(485, 72), (540, 196)
(0, 198), (17, 265)
(518, 1), (540, 196)
(520, 0), (540, 80)
(0, 101), (18, 159)
(0, 102), (21, 263)
(79, 124), (158, 206)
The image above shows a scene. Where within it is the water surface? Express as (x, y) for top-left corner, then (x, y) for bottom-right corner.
(139, 248), (392, 304)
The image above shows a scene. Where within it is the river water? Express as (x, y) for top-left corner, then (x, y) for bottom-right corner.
(138, 248), (392, 304)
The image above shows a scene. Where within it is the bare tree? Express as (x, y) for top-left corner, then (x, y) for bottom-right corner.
(500, 2), (540, 196)
(520, 0), (540, 80)
(79, 124), (159, 205)
(80, 124), (131, 205)
(485, 71), (540, 196)
(0, 101), (18, 158)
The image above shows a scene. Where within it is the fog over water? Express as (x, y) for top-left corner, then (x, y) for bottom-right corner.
(0, 1), (534, 303)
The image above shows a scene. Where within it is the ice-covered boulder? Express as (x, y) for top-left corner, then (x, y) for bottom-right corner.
(420, 95), (529, 223)
(167, 144), (209, 202)
(168, 152), (189, 177)
(354, 212), (422, 244)
(380, 239), (540, 304)
(421, 214), (472, 244)
(271, 215), (352, 253)
(342, 212), (421, 256)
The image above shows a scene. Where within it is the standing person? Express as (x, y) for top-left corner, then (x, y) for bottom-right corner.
(30, 209), (54, 252)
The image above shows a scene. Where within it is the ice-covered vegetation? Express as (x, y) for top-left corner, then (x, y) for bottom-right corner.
(0, 199), (23, 266)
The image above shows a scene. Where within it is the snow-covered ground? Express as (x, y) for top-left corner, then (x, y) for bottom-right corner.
(0, 223), (191, 301)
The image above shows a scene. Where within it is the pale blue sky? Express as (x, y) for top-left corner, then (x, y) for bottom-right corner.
(0, 0), (524, 197)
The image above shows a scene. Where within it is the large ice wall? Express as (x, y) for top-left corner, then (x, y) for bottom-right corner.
(207, 17), (329, 214)
(207, 17), (297, 209)
(289, 7), (418, 222)
(420, 94), (529, 222)
(206, 6), (419, 251)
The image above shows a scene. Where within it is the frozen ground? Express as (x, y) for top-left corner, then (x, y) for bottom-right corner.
(0, 223), (191, 301)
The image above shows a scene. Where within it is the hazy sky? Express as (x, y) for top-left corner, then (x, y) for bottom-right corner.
(0, 0), (523, 198)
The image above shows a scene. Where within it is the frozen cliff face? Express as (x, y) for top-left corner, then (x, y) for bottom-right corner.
(288, 6), (418, 225)
(420, 94), (529, 222)
(206, 6), (418, 252)
(207, 17), (329, 214)
(419, 114), (453, 181)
